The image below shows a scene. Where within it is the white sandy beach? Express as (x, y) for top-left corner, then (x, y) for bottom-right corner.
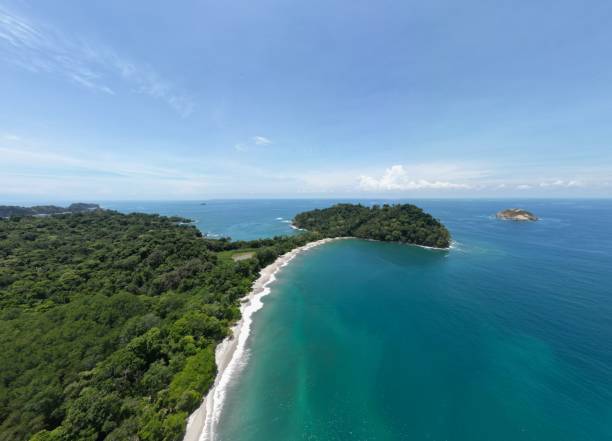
(183, 237), (344, 441)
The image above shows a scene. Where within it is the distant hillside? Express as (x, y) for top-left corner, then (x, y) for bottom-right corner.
(293, 203), (451, 248)
(0, 203), (100, 218)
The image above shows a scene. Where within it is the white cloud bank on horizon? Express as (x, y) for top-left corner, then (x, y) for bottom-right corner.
(359, 165), (472, 191)
(356, 163), (609, 195)
(0, 5), (194, 117)
(1, 135), (610, 199)
(539, 179), (582, 188)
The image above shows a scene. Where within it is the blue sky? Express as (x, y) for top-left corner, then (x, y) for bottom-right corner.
(1, 0), (611, 200)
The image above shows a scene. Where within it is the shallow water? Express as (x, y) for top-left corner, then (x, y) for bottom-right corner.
(109, 199), (612, 440)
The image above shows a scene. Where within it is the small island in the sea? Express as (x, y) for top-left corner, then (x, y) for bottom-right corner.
(496, 208), (538, 221)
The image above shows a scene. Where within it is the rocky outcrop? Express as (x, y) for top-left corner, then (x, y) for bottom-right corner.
(496, 208), (538, 221)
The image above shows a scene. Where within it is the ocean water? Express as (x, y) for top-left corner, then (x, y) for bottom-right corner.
(102, 199), (329, 240)
(110, 199), (612, 440)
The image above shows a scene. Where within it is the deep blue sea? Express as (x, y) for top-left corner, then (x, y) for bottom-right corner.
(106, 199), (612, 440)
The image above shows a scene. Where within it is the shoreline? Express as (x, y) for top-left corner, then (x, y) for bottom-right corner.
(290, 225), (449, 251)
(182, 235), (447, 441)
(361, 237), (449, 251)
(183, 237), (346, 441)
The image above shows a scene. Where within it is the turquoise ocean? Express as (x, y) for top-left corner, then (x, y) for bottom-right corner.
(104, 199), (612, 440)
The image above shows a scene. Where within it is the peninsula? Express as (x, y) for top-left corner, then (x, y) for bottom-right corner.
(293, 203), (451, 248)
(0, 203), (100, 218)
(496, 208), (538, 221)
(0, 203), (449, 441)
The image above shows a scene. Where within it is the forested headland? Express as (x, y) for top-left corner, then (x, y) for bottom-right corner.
(0, 203), (449, 440)
(293, 203), (451, 248)
(0, 203), (99, 218)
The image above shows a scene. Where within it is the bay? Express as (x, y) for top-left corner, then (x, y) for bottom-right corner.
(107, 199), (612, 440)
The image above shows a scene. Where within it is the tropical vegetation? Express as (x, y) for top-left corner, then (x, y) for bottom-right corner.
(0, 203), (448, 440)
(293, 203), (451, 248)
(0, 210), (318, 441)
(0, 203), (99, 218)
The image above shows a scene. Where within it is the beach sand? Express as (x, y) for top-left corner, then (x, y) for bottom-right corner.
(183, 238), (344, 441)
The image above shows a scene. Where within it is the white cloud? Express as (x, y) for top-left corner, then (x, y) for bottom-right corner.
(358, 164), (471, 191)
(0, 144), (185, 179)
(539, 179), (583, 188)
(69, 72), (116, 95)
(234, 136), (272, 151)
(0, 6), (194, 117)
(355, 163), (609, 195)
(1, 131), (610, 198)
(0, 139), (213, 199)
(252, 136), (272, 145)
(2, 133), (21, 141)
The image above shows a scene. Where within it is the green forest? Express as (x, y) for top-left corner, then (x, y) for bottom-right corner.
(0, 203), (100, 218)
(0, 210), (319, 441)
(0, 204), (448, 440)
(293, 203), (451, 248)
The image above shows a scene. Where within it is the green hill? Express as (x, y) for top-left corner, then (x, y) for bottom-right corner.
(0, 203), (100, 218)
(293, 203), (451, 248)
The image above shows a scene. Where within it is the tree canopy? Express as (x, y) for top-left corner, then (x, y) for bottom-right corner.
(293, 203), (451, 248)
(0, 203), (99, 218)
(0, 211), (317, 441)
